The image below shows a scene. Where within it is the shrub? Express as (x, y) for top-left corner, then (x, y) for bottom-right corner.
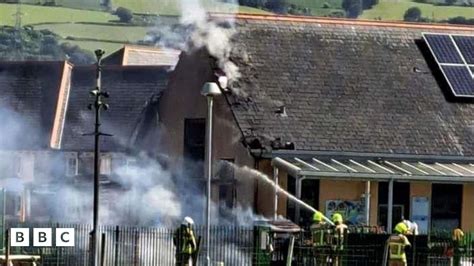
(403, 7), (422, 22)
(115, 7), (133, 23)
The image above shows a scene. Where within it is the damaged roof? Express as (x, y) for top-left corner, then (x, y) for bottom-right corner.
(0, 61), (69, 150)
(61, 65), (169, 152)
(225, 16), (474, 156)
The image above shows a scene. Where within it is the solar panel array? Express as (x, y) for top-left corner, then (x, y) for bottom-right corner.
(423, 33), (474, 97)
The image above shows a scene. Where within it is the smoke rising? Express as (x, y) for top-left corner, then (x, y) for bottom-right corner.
(147, 0), (241, 82)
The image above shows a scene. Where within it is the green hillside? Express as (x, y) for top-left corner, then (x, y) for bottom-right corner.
(361, 0), (474, 20)
(112, 0), (271, 15)
(0, 3), (114, 26)
(286, 0), (344, 15)
(0, 1), (269, 55)
(34, 24), (148, 43)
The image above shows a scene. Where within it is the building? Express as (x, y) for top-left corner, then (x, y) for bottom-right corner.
(102, 45), (181, 69)
(160, 14), (474, 232)
(0, 59), (170, 223)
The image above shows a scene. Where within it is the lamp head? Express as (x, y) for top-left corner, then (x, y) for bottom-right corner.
(201, 82), (221, 97)
(95, 49), (105, 60)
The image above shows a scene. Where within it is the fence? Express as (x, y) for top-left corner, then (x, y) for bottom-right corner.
(4, 223), (254, 266)
(2, 223), (474, 266)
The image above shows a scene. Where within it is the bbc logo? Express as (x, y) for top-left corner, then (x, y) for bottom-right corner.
(10, 228), (75, 247)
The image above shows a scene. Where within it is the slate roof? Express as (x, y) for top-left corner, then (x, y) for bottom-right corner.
(225, 16), (474, 156)
(61, 65), (169, 152)
(0, 61), (67, 150)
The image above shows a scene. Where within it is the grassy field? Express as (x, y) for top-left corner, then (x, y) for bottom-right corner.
(286, 0), (344, 11)
(361, 0), (474, 20)
(0, 1), (268, 56)
(0, 3), (115, 26)
(111, 0), (271, 15)
(35, 24), (148, 43)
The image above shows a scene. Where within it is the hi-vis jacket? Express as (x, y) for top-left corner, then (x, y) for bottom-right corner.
(388, 234), (411, 262)
(173, 226), (197, 255)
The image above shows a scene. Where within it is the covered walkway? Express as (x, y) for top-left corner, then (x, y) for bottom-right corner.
(271, 155), (474, 232)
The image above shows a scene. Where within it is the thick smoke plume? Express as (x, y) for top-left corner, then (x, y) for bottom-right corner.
(146, 0), (241, 82)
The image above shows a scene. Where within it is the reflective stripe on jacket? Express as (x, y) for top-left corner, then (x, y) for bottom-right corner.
(310, 224), (328, 247)
(388, 234), (410, 262)
(174, 227), (197, 255)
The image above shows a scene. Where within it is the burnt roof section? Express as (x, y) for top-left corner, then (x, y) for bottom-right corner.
(0, 61), (67, 150)
(226, 16), (474, 156)
(62, 65), (169, 152)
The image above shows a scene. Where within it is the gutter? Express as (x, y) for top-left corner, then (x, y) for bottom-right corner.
(253, 149), (474, 163)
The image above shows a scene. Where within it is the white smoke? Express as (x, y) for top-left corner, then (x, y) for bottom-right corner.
(147, 0), (241, 82)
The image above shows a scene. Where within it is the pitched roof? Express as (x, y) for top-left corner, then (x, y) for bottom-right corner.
(103, 45), (181, 68)
(61, 65), (169, 152)
(224, 15), (474, 156)
(0, 61), (70, 150)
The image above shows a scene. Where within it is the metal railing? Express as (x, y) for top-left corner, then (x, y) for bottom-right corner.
(2, 222), (473, 266)
(3, 223), (254, 266)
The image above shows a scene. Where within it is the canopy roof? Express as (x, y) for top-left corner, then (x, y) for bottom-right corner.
(272, 156), (474, 183)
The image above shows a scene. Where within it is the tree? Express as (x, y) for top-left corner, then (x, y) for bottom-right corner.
(403, 7), (422, 22)
(115, 7), (133, 23)
(342, 0), (362, 18)
(265, 0), (288, 13)
(362, 0), (378, 9)
(445, 0), (456, 5)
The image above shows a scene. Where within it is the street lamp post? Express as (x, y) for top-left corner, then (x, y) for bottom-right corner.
(88, 49), (110, 266)
(201, 82), (221, 266)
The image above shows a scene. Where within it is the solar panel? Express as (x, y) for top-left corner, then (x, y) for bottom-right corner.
(441, 66), (474, 97)
(453, 35), (474, 65)
(423, 33), (474, 98)
(424, 34), (463, 64)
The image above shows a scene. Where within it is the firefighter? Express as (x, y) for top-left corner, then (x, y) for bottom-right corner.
(173, 216), (197, 266)
(387, 222), (411, 266)
(332, 213), (348, 249)
(311, 211), (328, 245)
(331, 213), (348, 266)
(311, 211), (329, 265)
(452, 228), (465, 266)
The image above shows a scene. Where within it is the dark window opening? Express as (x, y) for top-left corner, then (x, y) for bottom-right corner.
(183, 119), (205, 179)
(431, 184), (462, 231)
(287, 175), (296, 222)
(300, 179), (320, 226)
(216, 159), (236, 211)
(378, 182), (410, 230)
(183, 119), (205, 161)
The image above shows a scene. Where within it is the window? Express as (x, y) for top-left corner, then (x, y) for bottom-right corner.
(378, 182), (410, 229)
(287, 175), (296, 222)
(66, 154), (78, 177)
(378, 205), (405, 230)
(100, 155), (112, 175)
(14, 155), (23, 177)
(300, 179), (320, 226)
(183, 119), (205, 162)
(183, 119), (205, 179)
(5, 191), (22, 217)
(216, 159), (236, 210)
(431, 184), (462, 231)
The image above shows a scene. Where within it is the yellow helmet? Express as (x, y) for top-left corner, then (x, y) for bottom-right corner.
(332, 213), (343, 223)
(394, 222), (409, 234)
(312, 211), (323, 222)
